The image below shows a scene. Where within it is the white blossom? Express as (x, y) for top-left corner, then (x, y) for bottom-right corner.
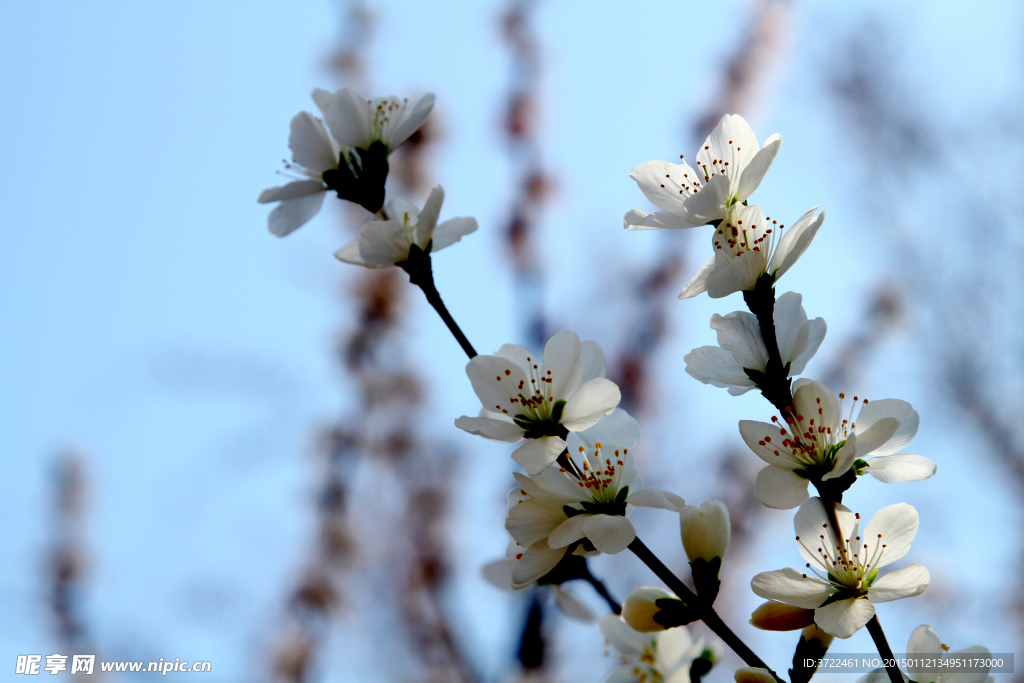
(624, 114), (780, 231)
(751, 498), (930, 639)
(679, 501), (731, 563)
(678, 204), (825, 300)
(455, 329), (625, 474)
(599, 614), (708, 683)
(734, 669), (778, 683)
(739, 379), (937, 509)
(314, 87), (434, 153)
(504, 428), (687, 587)
(685, 292), (825, 395)
(857, 625), (992, 683)
(334, 185), (476, 268)
(621, 586), (675, 633)
(258, 108), (342, 237)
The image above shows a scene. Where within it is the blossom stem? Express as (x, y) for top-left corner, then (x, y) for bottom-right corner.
(742, 274), (794, 416)
(398, 250), (478, 359)
(865, 615), (903, 683)
(627, 537), (782, 682)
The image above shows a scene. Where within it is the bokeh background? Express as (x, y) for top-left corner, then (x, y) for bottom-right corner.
(3, 1), (1023, 681)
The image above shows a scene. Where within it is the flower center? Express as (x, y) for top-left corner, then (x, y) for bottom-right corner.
(754, 393), (871, 479)
(712, 208), (783, 263)
(796, 512), (887, 594)
(562, 442), (628, 506)
(370, 97), (410, 146)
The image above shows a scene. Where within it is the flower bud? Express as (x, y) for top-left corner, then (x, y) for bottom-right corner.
(801, 623), (833, 649)
(735, 667), (777, 683)
(749, 600), (815, 631)
(621, 586), (673, 632)
(679, 500), (730, 563)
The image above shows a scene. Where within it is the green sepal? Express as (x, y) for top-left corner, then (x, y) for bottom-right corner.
(321, 140), (390, 213)
(562, 505), (586, 519)
(852, 458), (869, 476)
(652, 597), (698, 627)
(744, 367), (769, 388)
(614, 485), (630, 505)
(690, 556), (722, 604)
(550, 399), (566, 424)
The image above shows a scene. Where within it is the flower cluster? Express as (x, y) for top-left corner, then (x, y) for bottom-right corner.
(260, 87), (975, 681)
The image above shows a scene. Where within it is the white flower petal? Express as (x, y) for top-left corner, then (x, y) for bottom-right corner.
(583, 514), (636, 554)
(792, 380), (841, 435)
(541, 328), (584, 401)
(942, 647), (994, 683)
(493, 342), (532, 367)
(679, 256), (717, 299)
(773, 292), (810, 366)
(311, 87), (337, 116)
(454, 415), (523, 442)
(621, 586), (674, 632)
(482, 559), (514, 591)
(324, 87), (374, 148)
(629, 159), (701, 214)
(769, 207), (824, 280)
(706, 250), (767, 298)
(754, 466), (810, 509)
(511, 540), (565, 588)
(740, 420), (794, 467)
(864, 454), (937, 483)
(854, 417), (900, 457)
(794, 498), (855, 567)
(823, 434), (858, 480)
(289, 111), (338, 174)
(627, 488), (687, 512)
(907, 624), (942, 657)
(750, 567), (833, 608)
(713, 310), (768, 370)
(791, 317), (826, 375)
(623, 208), (701, 230)
(355, 218), (412, 267)
(814, 597), (875, 639)
(561, 378), (620, 431)
(680, 173), (733, 225)
(266, 191), (327, 237)
(599, 614), (648, 656)
(506, 498), (566, 547)
(334, 240), (366, 266)
(907, 624), (942, 682)
(697, 114), (760, 175)
(388, 92), (434, 149)
(679, 500), (730, 561)
(414, 185), (444, 248)
(684, 345), (753, 391)
(862, 503), (918, 568)
(548, 514), (590, 548)
(465, 354), (530, 417)
(869, 563), (929, 603)
(736, 668), (780, 683)
(511, 436), (567, 475)
(553, 585), (596, 623)
(258, 179), (326, 204)
(857, 399), (919, 455)
(431, 216), (478, 252)
(736, 133), (781, 201)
